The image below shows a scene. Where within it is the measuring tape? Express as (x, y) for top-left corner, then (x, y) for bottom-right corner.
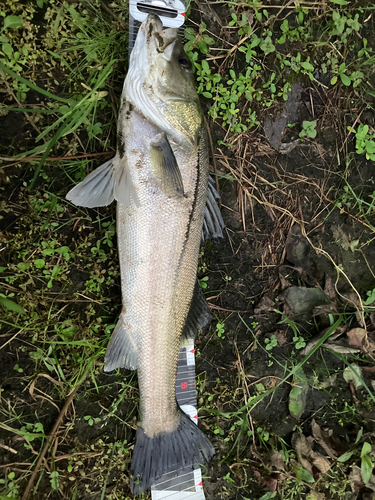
(129, 0), (186, 50)
(127, 5), (207, 499)
(151, 343), (205, 499)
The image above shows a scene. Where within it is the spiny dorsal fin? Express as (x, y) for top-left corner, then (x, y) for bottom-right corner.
(150, 133), (184, 198)
(202, 176), (225, 241)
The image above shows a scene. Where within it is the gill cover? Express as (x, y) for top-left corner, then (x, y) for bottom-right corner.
(125, 15), (201, 146)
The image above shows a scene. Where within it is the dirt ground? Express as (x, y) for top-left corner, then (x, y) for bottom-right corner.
(1, 1), (375, 500)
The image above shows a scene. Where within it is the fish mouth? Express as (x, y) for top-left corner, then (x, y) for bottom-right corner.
(139, 14), (179, 55)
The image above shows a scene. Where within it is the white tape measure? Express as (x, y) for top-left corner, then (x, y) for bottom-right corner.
(151, 343), (206, 500)
(129, 0), (186, 50)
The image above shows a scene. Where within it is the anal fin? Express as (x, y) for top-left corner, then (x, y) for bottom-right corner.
(104, 312), (137, 371)
(180, 280), (212, 347)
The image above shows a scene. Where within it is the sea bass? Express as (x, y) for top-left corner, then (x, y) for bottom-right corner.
(66, 14), (223, 494)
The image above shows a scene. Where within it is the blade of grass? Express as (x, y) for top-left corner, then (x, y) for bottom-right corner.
(0, 62), (70, 104)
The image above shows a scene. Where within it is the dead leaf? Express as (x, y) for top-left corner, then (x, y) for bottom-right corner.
(324, 342), (362, 354)
(253, 470), (280, 493)
(332, 225), (354, 251)
(292, 432), (314, 474)
(311, 452), (331, 473)
(349, 466), (365, 494)
(301, 325), (346, 356)
(343, 364), (363, 390)
(311, 420), (337, 458)
(342, 292), (362, 309)
(254, 296), (276, 315)
(317, 373), (338, 389)
(347, 328), (366, 349)
(324, 275), (337, 303)
(313, 303), (338, 317)
(270, 449), (286, 471)
(274, 329), (287, 347)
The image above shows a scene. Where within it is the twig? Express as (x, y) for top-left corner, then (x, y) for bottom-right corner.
(207, 302), (250, 313)
(22, 388), (77, 500)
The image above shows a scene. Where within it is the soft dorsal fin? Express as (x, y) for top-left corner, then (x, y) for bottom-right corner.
(180, 280), (212, 346)
(149, 133), (184, 198)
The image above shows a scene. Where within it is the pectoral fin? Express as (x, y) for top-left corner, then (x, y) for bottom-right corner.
(150, 133), (184, 198)
(66, 156), (139, 208)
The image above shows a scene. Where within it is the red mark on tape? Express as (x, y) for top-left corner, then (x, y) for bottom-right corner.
(181, 382), (188, 389)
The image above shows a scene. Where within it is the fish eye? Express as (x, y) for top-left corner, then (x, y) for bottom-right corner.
(178, 57), (190, 69)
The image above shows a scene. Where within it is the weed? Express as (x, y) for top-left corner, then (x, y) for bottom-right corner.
(352, 123), (375, 161)
(199, 275), (209, 289)
(84, 415), (101, 426)
(364, 288), (375, 306)
(216, 320), (225, 339)
(299, 120), (317, 140)
(50, 471), (60, 491)
(0, 471), (20, 499)
(264, 334), (277, 351)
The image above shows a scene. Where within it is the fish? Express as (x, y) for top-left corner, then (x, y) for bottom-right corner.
(66, 14), (224, 494)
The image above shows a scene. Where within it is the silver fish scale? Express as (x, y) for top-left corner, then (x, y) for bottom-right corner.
(117, 109), (209, 438)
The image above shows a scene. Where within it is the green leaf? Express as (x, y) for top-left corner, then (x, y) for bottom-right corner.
(202, 92), (212, 98)
(330, 0), (349, 4)
(289, 369), (308, 419)
(361, 454), (373, 484)
(201, 59), (209, 73)
(0, 296), (25, 314)
(0, 267), (6, 273)
(3, 16), (24, 30)
(2, 42), (13, 58)
(297, 467), (315, 483)
(361, 442), (372, 458)
(340, 73), (351, 86)
(331, 76), (338, 85)
(34, 259), (45, 269)
(337, 450), (355, 462)
(260, 36), (275, 55)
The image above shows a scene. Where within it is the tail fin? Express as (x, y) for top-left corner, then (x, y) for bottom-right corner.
(131, 411), (214, 494)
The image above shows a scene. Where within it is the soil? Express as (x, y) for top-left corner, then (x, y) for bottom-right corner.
(1, 2), (375, 500)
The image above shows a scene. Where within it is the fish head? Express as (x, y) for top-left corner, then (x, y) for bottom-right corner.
(126, 14), (203, 145)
